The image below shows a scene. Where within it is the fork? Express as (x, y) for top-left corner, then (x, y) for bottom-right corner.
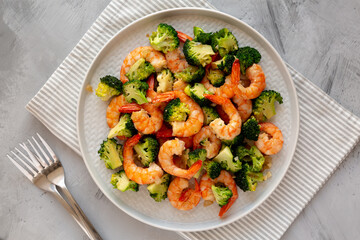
(7, 134), (102, 240)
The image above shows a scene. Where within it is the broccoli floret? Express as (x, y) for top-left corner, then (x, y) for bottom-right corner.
(163, 98), (190, 122)
(242, 116), (260, 141)
(211, 185), (233, 207)
(236, 47), (262, 75)
(95, 75), (123, 101)
(183, 40), (215, 67)
(193, 26), (213, 44)
(149, 23), (179, 53)
(235, 145), (265, 172)
(123, 80), (149, 104)
(253, 90), (283, 122)
(212, 54), (235, 75)
(213, 146), (242, 173)
(134, 136), (159, 167)
(207, 69), (225, 87)
(222, 133), (245, 148)
(125, 58), (155, 81)
(204, 160), (221, 179)
(211, 28), (239, 57)
(202, 106), (220, 125)
(108, 113), (137, 138)
(156, 69), (174, 93)
(187, 149), (207, 178)
(147, 174), (171, 202)
(98, 138), (123, 169)
(235, 163), (264, 192)
(111, 170), (139, 192)
(174, 65), (205, 83)
(184, 83), (212, 106)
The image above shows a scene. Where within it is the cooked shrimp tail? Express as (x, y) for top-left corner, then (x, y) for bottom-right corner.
(204, 94), (231, 105)
(152, 91), (176, 103)
(231, 59), (240, 86)
(177, 31), (193, 42)
(219, 197), (236, 218)
(187, 160), (202, 176)
(118, 103), (142, 113)
(125, 133), (142, 147)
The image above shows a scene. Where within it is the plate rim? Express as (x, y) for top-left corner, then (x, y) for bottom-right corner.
(76, 7), (300, 232)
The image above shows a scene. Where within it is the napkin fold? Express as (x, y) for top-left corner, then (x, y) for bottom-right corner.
(26, 0), (360, 239)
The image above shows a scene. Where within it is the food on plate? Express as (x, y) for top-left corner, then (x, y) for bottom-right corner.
(94, 23), (284, 217)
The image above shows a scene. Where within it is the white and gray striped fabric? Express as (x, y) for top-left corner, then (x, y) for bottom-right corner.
(26, 0), (360, 239)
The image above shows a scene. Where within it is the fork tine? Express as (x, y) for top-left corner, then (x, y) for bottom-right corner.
(28, 138), (48, 167)
(33, 135), (53, 164)
(7, 155), (34, 181)
(37, 133), (58, 162)
(19, 143), (43, 172)
(11, 150), (37, 175)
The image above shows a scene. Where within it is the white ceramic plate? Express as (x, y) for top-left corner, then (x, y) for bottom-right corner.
(77, 8), (299, 232)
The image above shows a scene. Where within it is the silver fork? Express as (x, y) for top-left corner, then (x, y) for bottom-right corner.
(7, 134), (102, 240)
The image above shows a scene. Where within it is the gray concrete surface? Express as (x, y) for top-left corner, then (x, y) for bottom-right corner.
(1, 0), (360, 239)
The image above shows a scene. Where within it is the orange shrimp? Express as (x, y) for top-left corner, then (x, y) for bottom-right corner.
(232, 95), (252, 121)
(193, 126), (221, 159)
(165, 47), (189, 73)
(153, 91), (204, 137)
(255, 122), (283, 155)
(173, 79), (189, 91)
(200, 171), (238, 217)
(176, 31), (193, 42)
(236, 64), (266, 99)
(120, 46), (167, 83)
(158, 138), (202, 179)
(204, 94), (241, 140)
(106, 95), (127, 128)
(168, 177), (201, 211)
(123, 134), (163, 184)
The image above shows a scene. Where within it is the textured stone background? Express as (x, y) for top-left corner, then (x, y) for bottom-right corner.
(1, 0), (359, 239)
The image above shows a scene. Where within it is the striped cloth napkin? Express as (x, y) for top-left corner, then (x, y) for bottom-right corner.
(26, 0), (360, 239)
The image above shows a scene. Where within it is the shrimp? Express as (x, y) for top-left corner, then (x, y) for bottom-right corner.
(193, 126), (221, 159)
(176, 31), (193, 42)
(119, 103), (163, 135)
(120, 46), (167, 83)
(236, 64), (266, 99)
(232, 95), (252, 121)
(165, 47), (189, 73)
(168, 177), (201, 211)
(255, 122), (283, 155)
(123, 134), (163, 184)
(158, 138), (202, 179)
(153, 91), (204, 137)
(200, 170), (238, 217)
(106, 95), (127, 128)
(173, 79), (188, 91)
(204, 94), (241, 140)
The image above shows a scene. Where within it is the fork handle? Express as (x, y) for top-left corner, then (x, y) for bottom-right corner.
(58, 185), (102, 240)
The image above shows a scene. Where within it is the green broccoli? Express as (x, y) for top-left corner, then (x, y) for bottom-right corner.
(242, 116), (260, 141)
(204, 160), (221, 179)
(122, 80), (149, 104)
(211, 28), (239, 57)
(108, 113), (137, 138)
(125, 58), (155, 81)
(149, 23), (179, 53)
(95, 75), (123, 101)
(211, 185), (233, 206)
(174, 65), (205, 83)
(156, 69), (174, 93)
(235, 163), (264, 192)
(147, 174), (171, 202)
(111, 170), (139, 192)
(163, 98), (190, 122)
(212, 54), (235, 75)
(98, 138), (123, 169)
(221, 133), (245, 148)
(213, 145), (242, 173)
(236, 46), (261, 74)
(184, 83), (212, 106)
(201, 106), (220, 125)
(183, 40), (215, 67)
(207, 69), (225, 87)
(193, 26), (212, 44)
(134, 136), (159, 167)
(253, 90), (283, 122)
(235, 145), (265, 172)
(187, 149), (207, 178)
